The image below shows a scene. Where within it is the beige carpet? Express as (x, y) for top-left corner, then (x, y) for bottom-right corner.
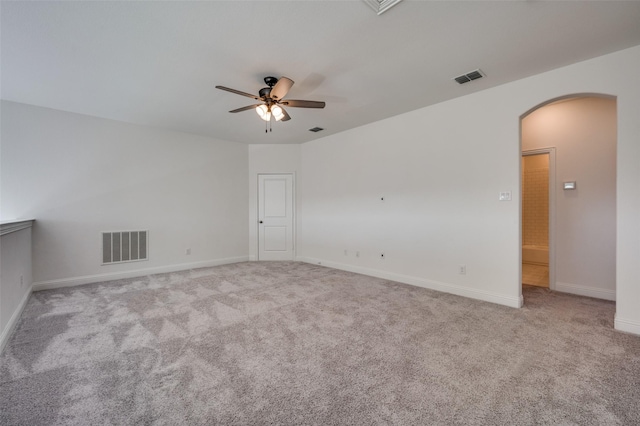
(1, 261), (639, 425)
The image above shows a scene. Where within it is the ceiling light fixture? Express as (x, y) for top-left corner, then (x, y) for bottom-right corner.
(217, 76), (326, 133)
(256, 104), (285, 124)
(271, 105), (285, 121)
(256, 104), (271, 121)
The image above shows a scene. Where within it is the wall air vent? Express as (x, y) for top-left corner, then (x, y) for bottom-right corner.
(102, 230), (148, 264)
(309, 127), (324, 133)
(454, 69), (485, 85)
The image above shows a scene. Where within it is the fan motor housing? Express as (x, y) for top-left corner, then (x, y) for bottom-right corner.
(264, 76), (278, 87)
(259, 87), (272, 99)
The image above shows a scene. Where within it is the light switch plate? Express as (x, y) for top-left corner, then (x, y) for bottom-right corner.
(499, 191), (512, 201)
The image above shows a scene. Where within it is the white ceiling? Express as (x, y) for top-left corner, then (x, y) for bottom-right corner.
(2, 1), (640, 145)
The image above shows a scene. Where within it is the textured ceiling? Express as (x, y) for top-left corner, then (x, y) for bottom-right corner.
(2, 1), (640, 144)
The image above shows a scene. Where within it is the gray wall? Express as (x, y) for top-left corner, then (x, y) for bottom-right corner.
(1, 101), (249, 287)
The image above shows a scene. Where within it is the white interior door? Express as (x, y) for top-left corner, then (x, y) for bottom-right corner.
(258, 174), (294, 261)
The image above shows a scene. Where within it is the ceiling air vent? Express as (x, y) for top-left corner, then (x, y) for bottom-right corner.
(309, 127), (324, 133)
(454, 69), (485, 85)
(363, 0), (403, 15)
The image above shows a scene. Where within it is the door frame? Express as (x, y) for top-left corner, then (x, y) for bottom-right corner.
(522, 148), (556, 290)
(257, 173), (296, 261)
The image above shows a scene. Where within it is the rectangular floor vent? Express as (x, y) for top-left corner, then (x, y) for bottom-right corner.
(102, 230), (148, 264)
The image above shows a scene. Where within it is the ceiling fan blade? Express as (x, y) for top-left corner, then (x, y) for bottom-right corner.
(270, 77), (294, 100)
(280, 107), (291, 122)
(215, 86), (259, 100)
(229, 104), (261, 113)
(281, 99), (326, 109)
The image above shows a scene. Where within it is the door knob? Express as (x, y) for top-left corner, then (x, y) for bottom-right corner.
(259, 220), (263, 224)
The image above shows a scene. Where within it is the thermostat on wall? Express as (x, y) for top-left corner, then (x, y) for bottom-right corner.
(563, 181), (576, 190)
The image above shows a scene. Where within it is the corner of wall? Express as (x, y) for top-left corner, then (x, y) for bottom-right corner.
(0, 284), (32, 354)
(614, 314), (640, 336)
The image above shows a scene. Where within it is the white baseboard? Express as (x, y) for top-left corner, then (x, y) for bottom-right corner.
(297, 257), (522, 308)
(555, 281), (616, 301)
(0, 284), (33, 354)
(32, 256), (249, 291)
(614, 315), (640, 336)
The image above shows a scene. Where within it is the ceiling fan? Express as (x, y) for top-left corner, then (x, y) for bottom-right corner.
(216, 76), (325, 131)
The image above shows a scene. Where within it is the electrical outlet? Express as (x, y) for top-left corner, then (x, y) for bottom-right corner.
(344, 249), (348, 256)
(20, 275), (24, 287)
(459, 265), (467, 275)
(356, 251), (360, 258)
(186, 248), (191, 255)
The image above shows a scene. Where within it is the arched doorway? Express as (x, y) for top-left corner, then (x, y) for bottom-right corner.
(519, 95), (617, 303)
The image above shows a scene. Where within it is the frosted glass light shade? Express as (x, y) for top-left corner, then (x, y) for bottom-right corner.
(271, 105), (284, 121)
(256, 104), (270, 121)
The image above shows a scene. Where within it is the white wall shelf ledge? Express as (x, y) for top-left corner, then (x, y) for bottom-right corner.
(0, 219), (35, 236)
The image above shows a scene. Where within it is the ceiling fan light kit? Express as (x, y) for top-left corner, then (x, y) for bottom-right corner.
(256, 104), (270, 121)
(271, 105), (285, 121)
(256, 104), (284, 122)
(216, 76), (325, 133)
